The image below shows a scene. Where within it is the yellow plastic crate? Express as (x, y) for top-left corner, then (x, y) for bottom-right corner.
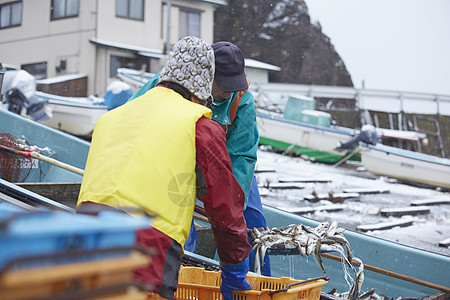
(174, 266), (327, 300)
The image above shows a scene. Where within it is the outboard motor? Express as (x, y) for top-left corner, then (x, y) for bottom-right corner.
(336, 124), (378, 151)
(3, 70), (51, 121)
(26, 94), (50, 121)
(5, 88), (50, 121)
(5, 88), (27, 115)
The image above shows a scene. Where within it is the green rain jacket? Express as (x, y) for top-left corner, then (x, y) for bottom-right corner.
(127, 72), (259, 209)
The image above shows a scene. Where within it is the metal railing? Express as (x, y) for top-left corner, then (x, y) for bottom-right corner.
(250, 83), (450, 116)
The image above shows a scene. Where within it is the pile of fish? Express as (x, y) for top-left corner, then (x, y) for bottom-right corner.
(250, 221), (370, 300)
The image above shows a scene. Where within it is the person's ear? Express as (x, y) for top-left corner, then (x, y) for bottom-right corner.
(191, 95), (202, 104)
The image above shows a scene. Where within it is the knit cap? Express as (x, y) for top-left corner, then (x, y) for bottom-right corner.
(159, 36), (215, 101)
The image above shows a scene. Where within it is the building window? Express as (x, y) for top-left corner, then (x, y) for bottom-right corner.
(0, 1), (22, 29)
(22, 62), (47, 80)
(51, 0), (79, 20)
(110, 55), (148, 78)
(179, 9), (200, 38)
(116, 0), (143, 21)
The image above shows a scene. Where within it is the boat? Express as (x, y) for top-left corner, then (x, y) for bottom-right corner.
(256, 108), (360, 163)
(35, 91), (108, 137)
(360, 143), (450, 189)
(1, 177), (449, 299)
(1, 69), (134, 138)
(116, 67), (155, 90)
(35, 79), (133, 137)
(0, 108), (89, 184)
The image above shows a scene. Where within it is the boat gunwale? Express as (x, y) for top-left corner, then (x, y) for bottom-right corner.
(256, 111), (355, 136)
(362, 143), (450, 167)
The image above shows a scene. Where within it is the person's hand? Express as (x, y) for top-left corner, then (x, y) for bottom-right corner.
(220, 257), (252, 300)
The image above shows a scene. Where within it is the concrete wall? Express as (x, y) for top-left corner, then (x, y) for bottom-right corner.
(97, 0), (163, 50)
(162, 0), (215, 46)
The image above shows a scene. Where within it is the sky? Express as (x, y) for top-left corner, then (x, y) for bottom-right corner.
(304, 0), (450, 95)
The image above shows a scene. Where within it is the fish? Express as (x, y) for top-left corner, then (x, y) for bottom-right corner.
(325, 235), (353, 265)
(253, 244), (261, 274)
(249, 220), (365, 297)
(349, 257), (365, 300)
(357, 288), (376, 300)
(260, 243), (268, 268)
(313, 238), (326, 274)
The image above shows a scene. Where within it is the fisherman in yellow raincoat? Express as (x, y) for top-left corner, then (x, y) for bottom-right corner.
(77, 36), (251, 300)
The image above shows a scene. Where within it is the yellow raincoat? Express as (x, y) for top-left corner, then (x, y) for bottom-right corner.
(77, 86), (211, 246)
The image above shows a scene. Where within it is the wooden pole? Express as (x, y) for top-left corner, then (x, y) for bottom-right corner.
(192, 213), (209, 224)
(321, 253), (450, 293)
(0, 144), (84, 176)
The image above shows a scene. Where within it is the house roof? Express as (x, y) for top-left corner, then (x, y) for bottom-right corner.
(245, 59), (281, 71)
(195, 0), (227, 6)
(37, 74), (87, 84)
(90, 38), (281, 72)
(90, 38), (166, 59)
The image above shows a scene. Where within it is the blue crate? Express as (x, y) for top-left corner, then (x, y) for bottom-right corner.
(0, 208), (151, 270)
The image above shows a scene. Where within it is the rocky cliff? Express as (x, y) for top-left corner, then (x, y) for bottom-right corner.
(214, 0), (353, 87)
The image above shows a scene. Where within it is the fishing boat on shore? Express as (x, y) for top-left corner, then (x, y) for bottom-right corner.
(1, 69), (133, 138)
(256, 108), (359, 163)
(360, 143), (450, 189)
(34, 80), (132, 138)
(35, 91), (108, 137)
(116, 67), (155, 90)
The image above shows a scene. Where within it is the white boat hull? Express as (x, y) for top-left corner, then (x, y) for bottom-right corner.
(40, 102), (107, 137)
(36, 92), (108, 137)
(360, 144), (450, 189)
(256, 111), (356, 156)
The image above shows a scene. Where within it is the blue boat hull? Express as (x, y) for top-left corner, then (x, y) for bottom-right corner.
(0, 109), (89, 183)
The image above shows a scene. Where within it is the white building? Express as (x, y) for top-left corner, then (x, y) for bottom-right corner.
(0, 0), (279, 96)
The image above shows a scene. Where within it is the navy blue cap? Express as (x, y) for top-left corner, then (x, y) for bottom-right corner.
(211, 42), (248, 92)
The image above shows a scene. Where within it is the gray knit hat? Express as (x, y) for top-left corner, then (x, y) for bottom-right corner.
(159, 36), (215, 101)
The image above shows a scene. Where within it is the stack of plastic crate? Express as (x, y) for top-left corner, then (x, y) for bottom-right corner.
(0, 206), (153, 300)
(156, 266), (328, 300)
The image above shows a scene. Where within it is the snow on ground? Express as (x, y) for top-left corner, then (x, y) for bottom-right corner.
(255, 148), (450, 256)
